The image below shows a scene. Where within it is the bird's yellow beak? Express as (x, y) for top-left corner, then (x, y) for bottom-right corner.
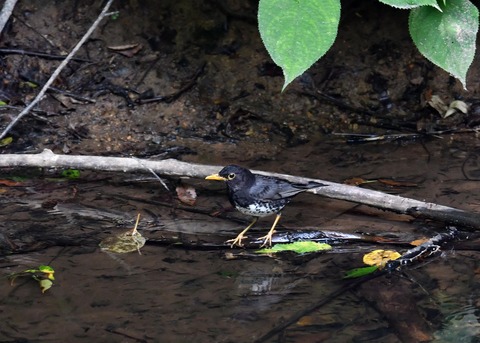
(205, 173), (226, 181)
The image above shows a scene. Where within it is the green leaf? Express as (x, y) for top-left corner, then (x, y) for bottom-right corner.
(61, 169), (80, 179)
(23, 268), (40, 274)
(38, 265), (55, 273)
(38, 265), (55, 280)
(379, 0), (441, 10)
(8, 265), (56, 291)
(409, 0), (478, 89)
(110, 11), (120, 20)
(23, 81), (38, 88)
(344, 266), (378, 279)
(39, 279), (54, 293)
(0, 136), (13, 147)
(256, 241), (332, 254)
(258, 0), (341, 91)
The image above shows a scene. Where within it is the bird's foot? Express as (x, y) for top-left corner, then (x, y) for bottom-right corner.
(258, 230), (275, 248)
(226, 233), (248, 248)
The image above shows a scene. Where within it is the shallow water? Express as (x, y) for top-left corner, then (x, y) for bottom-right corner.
(2, 135), (480, 342)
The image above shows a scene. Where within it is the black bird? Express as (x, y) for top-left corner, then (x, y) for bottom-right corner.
(205, 165), (326, 247)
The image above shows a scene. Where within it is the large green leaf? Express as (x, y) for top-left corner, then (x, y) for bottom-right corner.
(256, 241), (332, 254)
(258, 0), (341, 91)
(409, 0), (478, 89)
(379, 0), (440, 10)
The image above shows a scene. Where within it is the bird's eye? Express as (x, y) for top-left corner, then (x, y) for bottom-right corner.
(228, 173), (236, 180)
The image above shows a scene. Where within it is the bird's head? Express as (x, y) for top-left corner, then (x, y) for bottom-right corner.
(205, 165), (254, 192)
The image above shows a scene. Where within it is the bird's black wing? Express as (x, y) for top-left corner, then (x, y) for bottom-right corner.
(250, 176), (322, 200)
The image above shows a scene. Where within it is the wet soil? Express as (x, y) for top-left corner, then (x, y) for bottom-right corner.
(2, 0), (480, 342)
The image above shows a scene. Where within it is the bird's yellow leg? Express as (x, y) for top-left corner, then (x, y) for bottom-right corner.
(226, 218), (258, 247)
(259, 213), (282, 248)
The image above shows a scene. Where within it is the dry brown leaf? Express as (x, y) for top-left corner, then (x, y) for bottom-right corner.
(378, 179), (418, 187)
(176, 185), (197, 206)
(107, 43), (140, 50)
(410, 238), (429, 246)
(296, 316), (314, 326)
(107, 43), (143, 57)
(0, 179), (21, 186)
(344, 177), (376, 186)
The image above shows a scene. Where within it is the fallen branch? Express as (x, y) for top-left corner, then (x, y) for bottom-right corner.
(385, 227), (460, 272)
(0, 0), (115, 140)
(1, 149), (480, 230)
(0, 0), (17, 34)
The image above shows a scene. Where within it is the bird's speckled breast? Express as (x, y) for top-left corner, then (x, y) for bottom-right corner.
(235, 200), (287, 217)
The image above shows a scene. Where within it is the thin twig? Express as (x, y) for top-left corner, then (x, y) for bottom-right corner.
(0, 48), (92, 62)
(0, 0), (115, 140)
(0, 105), (58, 116)
(132, 157), (170, 191)
(19, 76), (96, 103)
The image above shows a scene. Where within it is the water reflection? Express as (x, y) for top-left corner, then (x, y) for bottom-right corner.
(435, 302), (480, 342)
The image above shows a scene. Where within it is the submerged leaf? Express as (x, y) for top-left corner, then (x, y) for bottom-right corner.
(377, 179), (418, 187)
(344, 177), (377, 186)
(99, 231), (146, 253)
(344, 266), (378, 279)
(99, 213), (146, 254)
(176, 185), (197, 206)
(256, 241), (332, 254)
(410, 237), (430, 246)
(296, 315), (314, 326)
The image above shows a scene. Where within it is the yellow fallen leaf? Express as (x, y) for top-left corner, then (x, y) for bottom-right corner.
(363, 249), (401, 268)
(297, 316), (314, 326)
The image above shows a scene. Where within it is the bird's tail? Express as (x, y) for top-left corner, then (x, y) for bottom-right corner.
(293, 181), (327, 190)
(307, 181), (327, 189)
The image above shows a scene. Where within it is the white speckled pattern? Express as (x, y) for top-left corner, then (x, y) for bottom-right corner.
(236, 202), (280, 217)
